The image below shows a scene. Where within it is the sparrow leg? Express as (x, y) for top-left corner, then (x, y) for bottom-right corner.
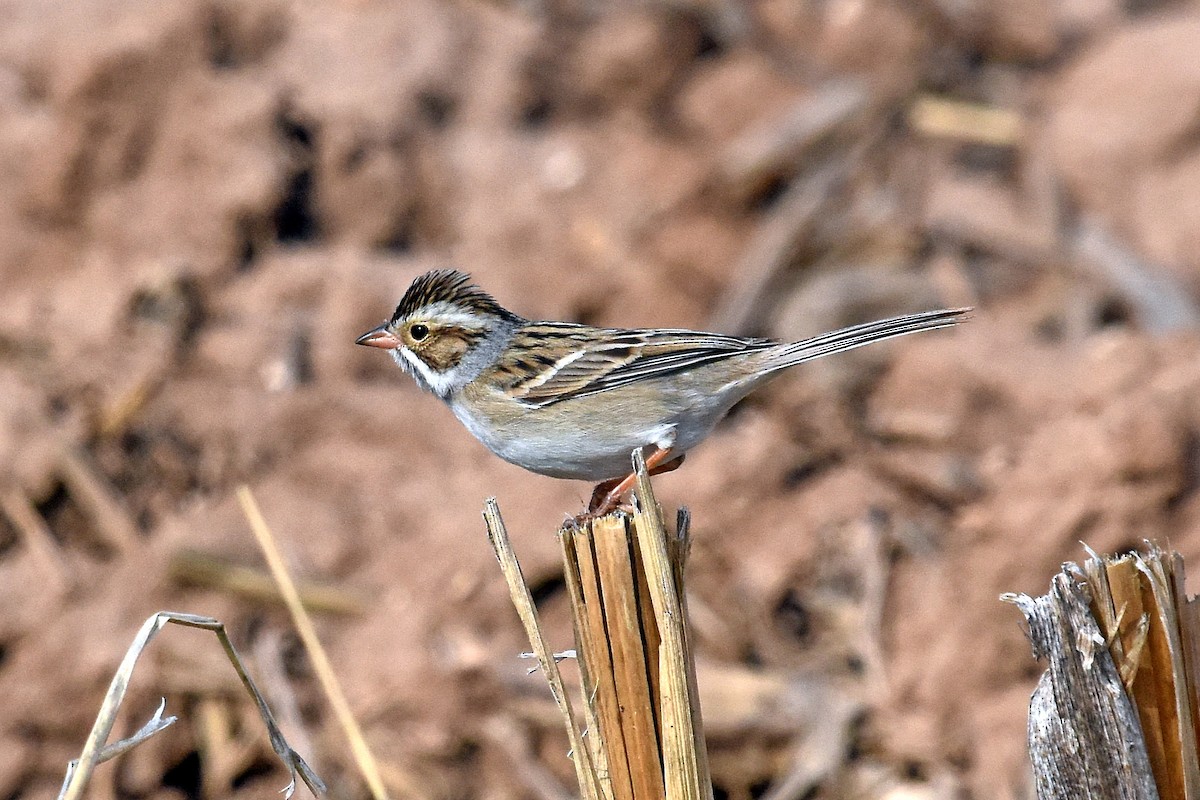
(584, 453), (686, 514)
(587, 477), (624, 512)
(588, 446), (681, 516)
(650, 453), (686, 475)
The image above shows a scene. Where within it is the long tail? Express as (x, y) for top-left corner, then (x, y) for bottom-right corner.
(763, 307), (969, 372)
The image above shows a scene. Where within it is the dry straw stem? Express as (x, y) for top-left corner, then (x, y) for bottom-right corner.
(169, 550), (366, 616)
(907, 95), (1024, 147)
(589, 511), (664, 799)
(236, 486), (390, 800)
(1082, 544), (1200, 800)
(0, 486), (71, 593)
(719, 77), (872, 205)
(489, 449), (711, 800)
(561, 526), (626, 800)
(630, 449), (711, 800)
(58, 611), (325, 800)
(1007, 542), (1200, 800)
(57, 445), (140, 553)
(482, 499), (605, 800)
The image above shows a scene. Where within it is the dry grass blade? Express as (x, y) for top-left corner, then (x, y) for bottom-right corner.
(483, 499), (604, 800)
(58, 611), (325, 800)
(707, 157), (858, 334)
(0, 486), (71, 592)
(719, 78), (872, 204)
(236, 486), (389, 800)
(57, 445), (139, 552)
(1070, 221), (1200, 334)
(169, 550), (366, 616)
(908, 96), (1023, 146)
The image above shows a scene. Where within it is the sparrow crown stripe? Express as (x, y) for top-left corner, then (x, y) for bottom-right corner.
(392, 269), (520, 323)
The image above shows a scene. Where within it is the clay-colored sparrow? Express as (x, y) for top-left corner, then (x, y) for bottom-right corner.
(358, 270), (966, 513)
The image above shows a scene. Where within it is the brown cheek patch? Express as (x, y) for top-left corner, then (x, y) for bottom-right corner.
(415, 329), (482, 371)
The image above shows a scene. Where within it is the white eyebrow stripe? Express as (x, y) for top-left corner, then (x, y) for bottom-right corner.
(408, 303), (488, 330)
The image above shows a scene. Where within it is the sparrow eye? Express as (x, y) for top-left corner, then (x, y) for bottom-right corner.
(409, 323), (429, 341)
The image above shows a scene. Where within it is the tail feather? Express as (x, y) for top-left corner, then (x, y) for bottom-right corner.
(764, 307), (969, 372)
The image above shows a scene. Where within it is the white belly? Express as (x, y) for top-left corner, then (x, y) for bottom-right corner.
(448, 399), (679, 480)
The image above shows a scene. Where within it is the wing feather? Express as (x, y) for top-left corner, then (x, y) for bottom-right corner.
(506, 323), (771, 407)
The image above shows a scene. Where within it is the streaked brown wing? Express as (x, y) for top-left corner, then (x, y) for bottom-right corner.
(505, 323), (772, 407)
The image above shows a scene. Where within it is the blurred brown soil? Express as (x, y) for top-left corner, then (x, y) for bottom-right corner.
(3, 1), (1200, 799)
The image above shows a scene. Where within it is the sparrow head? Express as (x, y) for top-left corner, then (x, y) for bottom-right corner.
(357, 269), (522, 397)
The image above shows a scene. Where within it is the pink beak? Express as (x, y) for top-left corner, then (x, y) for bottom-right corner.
(356, 324), (402, 349)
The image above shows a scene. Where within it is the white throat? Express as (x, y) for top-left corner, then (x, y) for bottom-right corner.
(392, 347), (463, 398)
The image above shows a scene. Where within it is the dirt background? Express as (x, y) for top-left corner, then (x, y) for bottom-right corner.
(3, 0), (1200, 798)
